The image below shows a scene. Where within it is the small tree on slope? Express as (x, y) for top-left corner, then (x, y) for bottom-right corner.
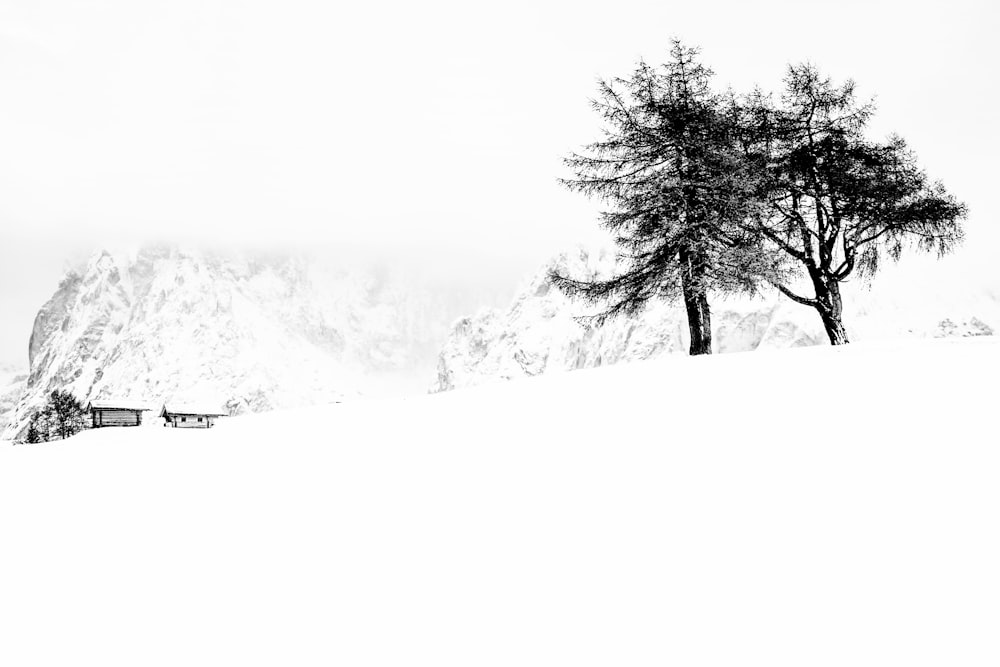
(42, 390), (87, 441)
(24, 412), (45, 444)
(550, 42), (781, 355)
(741, 65), (966, 344)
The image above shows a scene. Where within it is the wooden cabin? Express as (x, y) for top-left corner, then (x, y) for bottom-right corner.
(160, 403), (226, 429)
(87, 400), (149, 428)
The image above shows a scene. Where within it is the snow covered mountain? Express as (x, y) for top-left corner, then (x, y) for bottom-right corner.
(433, 247), (999, 392)
(7, 243), (995, 440)
(2, 245), (485, 440)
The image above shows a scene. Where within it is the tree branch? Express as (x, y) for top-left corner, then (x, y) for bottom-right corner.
(774, 283), (818, 307)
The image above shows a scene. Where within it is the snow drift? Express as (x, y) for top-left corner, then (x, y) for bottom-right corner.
(0, 339), (997, 666)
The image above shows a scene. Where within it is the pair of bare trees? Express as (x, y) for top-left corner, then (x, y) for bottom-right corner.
(552, 42), (966, 351)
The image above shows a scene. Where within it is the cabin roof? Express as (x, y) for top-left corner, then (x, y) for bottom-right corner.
(87, 400), (152, 412)
(159, 403), (227, 417)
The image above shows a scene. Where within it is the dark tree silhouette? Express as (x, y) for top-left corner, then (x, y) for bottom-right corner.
(41, 390), (87, 441)
(742, 65), (967, 344)
(551, 42), (779, 355)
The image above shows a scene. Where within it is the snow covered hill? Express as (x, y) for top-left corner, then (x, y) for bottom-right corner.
(2, 246), (488, 440)
(433, 247), (999, 391)
(1, 339), (997, 666)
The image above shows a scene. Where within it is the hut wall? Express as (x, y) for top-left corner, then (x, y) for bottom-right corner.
(94, 409), (142, 427)
(167, 415), (215, 429)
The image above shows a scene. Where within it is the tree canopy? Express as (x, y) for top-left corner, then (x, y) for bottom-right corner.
(553, 47), (966, 348)
(551, 42), (781, 354)
(741, 64), (966, 343)
(24, 390), (87, 443)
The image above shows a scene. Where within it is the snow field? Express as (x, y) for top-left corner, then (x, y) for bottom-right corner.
(0, 338), (997, 666)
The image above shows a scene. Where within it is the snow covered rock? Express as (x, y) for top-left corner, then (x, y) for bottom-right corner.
(0, 365), (27, 437)
(433, 247), (998, 392)
(3, 246), (475, 440)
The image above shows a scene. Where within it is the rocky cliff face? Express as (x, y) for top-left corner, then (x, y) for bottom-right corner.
(2, 246), (475, 440)
(432, 247), (999, 392)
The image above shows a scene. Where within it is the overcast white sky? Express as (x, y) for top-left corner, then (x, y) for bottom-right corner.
(1, 0), (997, 367)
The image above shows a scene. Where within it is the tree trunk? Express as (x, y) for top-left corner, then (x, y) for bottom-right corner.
(812, 276), (849, 345)
(680, 248), (712, 355)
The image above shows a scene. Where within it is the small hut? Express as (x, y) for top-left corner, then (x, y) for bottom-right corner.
(87, 400), (149, 428)
(160, 403), (226, 429)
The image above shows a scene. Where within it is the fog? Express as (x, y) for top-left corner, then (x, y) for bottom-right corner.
(1, 0), (997, 367)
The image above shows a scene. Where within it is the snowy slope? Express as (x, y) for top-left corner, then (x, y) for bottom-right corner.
(0, 339), (997, 666)
(0, 364), (27, 434)
(434, 247), (999, 391)
(2, 246), (480, 440)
